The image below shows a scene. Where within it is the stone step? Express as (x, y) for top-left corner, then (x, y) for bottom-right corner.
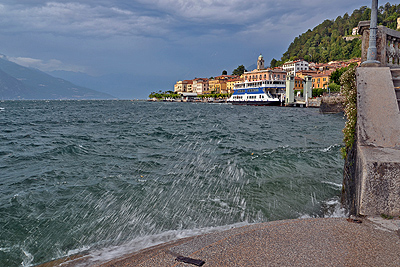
(395, 88), (400, 99)
(393, 78), (400, 88)
(391, 69), (400, 110)
(390, 68), (400, 78)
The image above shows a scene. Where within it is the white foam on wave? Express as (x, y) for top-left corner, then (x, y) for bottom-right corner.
(81, 222), (250, 265)
(298, 197), (347, 219)
(22, 249), (34, 267)
(321, 144), (341, 152)
(321, 181), (342, 189)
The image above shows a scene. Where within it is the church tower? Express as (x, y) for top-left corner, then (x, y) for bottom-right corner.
(257, 54), (265, 70)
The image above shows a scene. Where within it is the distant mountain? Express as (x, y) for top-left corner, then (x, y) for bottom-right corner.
(246, 64), (256, 71)
(0, 56), (116, 100)
(48, 70), (178, 100)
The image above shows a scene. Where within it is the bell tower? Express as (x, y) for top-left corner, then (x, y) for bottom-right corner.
(257, 54), (265, 70)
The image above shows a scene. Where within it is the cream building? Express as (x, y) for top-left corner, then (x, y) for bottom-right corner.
(174, 80), (193, 93)
(243, 55), (286, 82)
(192, 78), (209, 95)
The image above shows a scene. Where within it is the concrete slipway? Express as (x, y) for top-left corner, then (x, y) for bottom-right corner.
(40, 217), (400, 267)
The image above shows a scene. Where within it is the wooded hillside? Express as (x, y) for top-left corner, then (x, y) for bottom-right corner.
(271, 3), (400, 67)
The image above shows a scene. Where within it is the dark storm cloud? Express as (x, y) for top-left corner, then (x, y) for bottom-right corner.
(0, 0), (391, 98)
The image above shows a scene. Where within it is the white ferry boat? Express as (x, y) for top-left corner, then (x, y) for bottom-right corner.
(227, 79), (285, 106)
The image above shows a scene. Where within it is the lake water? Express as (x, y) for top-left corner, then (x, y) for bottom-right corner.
(0, 100), (345, 266)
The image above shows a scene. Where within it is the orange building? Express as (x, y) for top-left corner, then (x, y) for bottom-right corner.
(312, 74), (330, 89)
(294, 76), (304, 90)
(296, 70), (317, 79)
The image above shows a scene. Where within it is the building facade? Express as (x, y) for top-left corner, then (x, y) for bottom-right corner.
(243, 68), (286, 82)
(294, 76), (304, 90)
(312, 73), (330, 89)
(226, 77), (242, 94)
(282, 60), (309, 75)
(192, 78), (209, 95)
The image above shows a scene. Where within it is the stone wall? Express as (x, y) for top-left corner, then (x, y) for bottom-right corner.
(319, 95), (344, 114)
(342, 67), (400, 217)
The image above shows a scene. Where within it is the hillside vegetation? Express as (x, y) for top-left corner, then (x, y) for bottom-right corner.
(271, 3), (400, 67)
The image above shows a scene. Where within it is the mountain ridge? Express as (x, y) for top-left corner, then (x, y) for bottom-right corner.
(0, 56), (116, 100)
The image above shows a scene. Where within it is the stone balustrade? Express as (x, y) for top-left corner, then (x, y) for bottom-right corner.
(359, 20), (400, 68)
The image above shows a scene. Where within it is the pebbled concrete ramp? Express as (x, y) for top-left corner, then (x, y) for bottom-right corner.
(97, 218), (400, 267)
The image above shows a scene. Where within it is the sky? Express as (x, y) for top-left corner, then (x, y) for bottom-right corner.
(0, 0), (397, 99)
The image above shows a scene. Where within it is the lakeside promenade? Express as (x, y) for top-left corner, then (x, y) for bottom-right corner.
(46, 217), (400, 267)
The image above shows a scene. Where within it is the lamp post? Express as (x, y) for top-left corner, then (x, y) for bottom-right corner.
(362, 0), (381, 66)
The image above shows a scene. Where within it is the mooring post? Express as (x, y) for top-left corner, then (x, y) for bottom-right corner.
(362, 0), (381, 66)
(285, 75), (294, 105)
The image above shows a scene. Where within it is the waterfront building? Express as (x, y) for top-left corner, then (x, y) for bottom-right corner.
(226, 77), (242, 94)
(208, 75), (237, 94)
(192, 78), (209, 95)
(312, 73), (330, 89)
(294, 76), (304, 90)
(282, 60), (309, 75)
(296, 70), (317, 80)
(187, 81), (193, 92)
(174, 80), (192, 93)
(242, 55), (286, 82)
(208, 77), (225, 94)
(243, 68), (286, 82)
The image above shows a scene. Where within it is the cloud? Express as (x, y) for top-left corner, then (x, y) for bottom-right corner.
(0, 2), (169, 38)
(8, 56), (87, 72)
(0, 0), (366, 41)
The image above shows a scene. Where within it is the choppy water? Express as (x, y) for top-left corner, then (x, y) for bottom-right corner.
(0, 100), (345, 266)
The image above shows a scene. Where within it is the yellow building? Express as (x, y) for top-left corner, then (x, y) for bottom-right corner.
(208, 75), (238, 94)
(226, 77), (242, 94)
(312, 74), (330, 89)
(208, 79), (227, 94)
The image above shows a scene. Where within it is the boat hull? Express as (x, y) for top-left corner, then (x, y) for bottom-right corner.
(228, 100), (280, 106)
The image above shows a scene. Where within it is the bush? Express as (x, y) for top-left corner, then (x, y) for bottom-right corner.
(328, 82), (341, 92)
(340, 66), (357, 158)
(312, 88), (327, 97)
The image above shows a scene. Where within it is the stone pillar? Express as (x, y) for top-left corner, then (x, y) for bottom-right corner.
(362, 0), (381, 66)
(285, 75), (294, 105)
(304, 76), (313, 106)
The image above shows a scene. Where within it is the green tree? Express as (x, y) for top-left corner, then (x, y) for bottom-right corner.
(232, 65), (247, 76)
(270, 58), (278, 68)
(330, 67), (348, 84)
(222, 70), (228, 75)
